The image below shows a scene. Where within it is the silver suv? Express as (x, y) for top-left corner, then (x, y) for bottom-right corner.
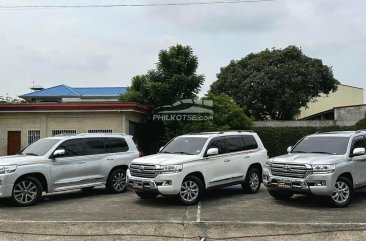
(127, 131), (268, 205)
(263, 130), (366, 207)
(0, 133), (139, 206)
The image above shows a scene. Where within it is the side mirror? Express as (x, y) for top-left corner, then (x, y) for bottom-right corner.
(159, 147), (164, 152)
(53, 149), (65, 158)
(352, 147), (366, 157)
(287, 146), (292, 153)
(206, 148), (219, 156)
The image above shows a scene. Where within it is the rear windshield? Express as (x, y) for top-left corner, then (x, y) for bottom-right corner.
(291, 136), (350, 155)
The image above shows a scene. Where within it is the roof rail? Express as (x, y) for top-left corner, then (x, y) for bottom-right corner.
(77, 133), (127, 136)
(54, 133), (77, 137)
(188, 130), (253, 135)
(355, 129), (366, 133)
(221, 130), (254, 133)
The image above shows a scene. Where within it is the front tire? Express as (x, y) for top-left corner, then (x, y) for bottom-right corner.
(106, 168), (127, 194)
(178, 176), (204, 205)
(268, 189), (294, 200)
(11, 176), (42, 207)
(242, 168), (261, 193)
(330, 176), (353, 208)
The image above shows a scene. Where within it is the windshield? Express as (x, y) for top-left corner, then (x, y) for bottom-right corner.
(21, 138), (61, 156)
(161, 137), (208, 155)
(291, 136), (350, 155)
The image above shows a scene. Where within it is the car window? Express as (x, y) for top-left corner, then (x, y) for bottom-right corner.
(21, 138), (60, 156)
(84, 138), (106, 155)
(351, 136), (366, 151)
(56, 139), (84, 157)
(106, 138), (129, 153)
(227, 137), (244, 153)
(161, 137), (207, 155)
(206, 138), (227, 155)
(242, 135), (258, 150)
(291, 136), (349, 155)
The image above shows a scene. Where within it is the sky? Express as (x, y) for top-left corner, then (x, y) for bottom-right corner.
(0, 0), (365, 102)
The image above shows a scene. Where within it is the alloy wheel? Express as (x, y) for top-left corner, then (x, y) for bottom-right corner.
(13, 181), (38, 205)
(249, 172), (260, 191)
(112, 171), (127, 192)
(180, 180), (199, 202)
(331, 181), (350, 204)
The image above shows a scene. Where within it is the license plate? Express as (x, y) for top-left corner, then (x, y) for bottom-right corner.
(278, 181), (292, 189)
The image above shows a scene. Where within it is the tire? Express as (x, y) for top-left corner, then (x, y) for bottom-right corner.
(135, 191), (158, 199)
(106, 168), (127, 194)
(178, 175), (204, 205)
(329, 176), (353, 208)
(11, 176), (42, 207)
(242, 168), (261, 194)
(268, 189), (294, 200)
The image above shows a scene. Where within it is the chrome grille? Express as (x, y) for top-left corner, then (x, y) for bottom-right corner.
(130, 164), (158, 178)
(270, 163), (308, 178)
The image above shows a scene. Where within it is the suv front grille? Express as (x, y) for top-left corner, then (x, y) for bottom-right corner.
(130, 164), (159, 178)
(271, 163), (308, 178)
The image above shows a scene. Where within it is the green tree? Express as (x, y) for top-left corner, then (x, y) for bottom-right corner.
(120, 44), (205, 106)
(210, 46), (339, 120)
(166, 93), (253, 139)
(0, 96), (24, 103)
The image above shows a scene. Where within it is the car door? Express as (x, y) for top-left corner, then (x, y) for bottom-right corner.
(83, 137), (109, 184)
(226, 136), (246, 181)
(50, 139), (87, 190)
(351, 136), (366, 185)
(204, 137), (232, 187)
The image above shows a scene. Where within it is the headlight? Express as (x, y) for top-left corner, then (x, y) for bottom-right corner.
(0, 165), (17, 174)
(157, 164), (183, 173)
(264, 160), (272, 170)
(311, 164), (335, 174)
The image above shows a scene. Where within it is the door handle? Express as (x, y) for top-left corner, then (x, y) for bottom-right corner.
(224, 159), (231, 162)
(106, 158), (114, 161)
(77, 161), (85, 164)
(244, 156), (250, 159)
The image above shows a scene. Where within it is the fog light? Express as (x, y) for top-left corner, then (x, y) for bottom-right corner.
(162, 180), (172, 186)
(314, 181), (326, 186)
(301, 181), (308, 189)
(263, 175), (269, 181)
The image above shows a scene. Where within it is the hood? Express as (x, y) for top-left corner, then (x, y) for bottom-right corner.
(131, 153), (199, 165)
(271, 153), (347, 165)
(0, 155), (47, 166)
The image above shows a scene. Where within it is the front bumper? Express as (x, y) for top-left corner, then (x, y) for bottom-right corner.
(126, 169), (182, 195)
(0, 175), (15, 198)
(262, 169), (335, 196)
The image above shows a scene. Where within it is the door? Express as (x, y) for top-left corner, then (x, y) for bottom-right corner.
(351, 136), (366, 185)
(83, 137), (109, 183)
(7, 131), (21, 155)
(226, 136), (246, 180)
(205, 137), (232, 187)
(50, 139), (87, 190)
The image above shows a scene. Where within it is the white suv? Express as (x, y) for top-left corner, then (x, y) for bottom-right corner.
(0, 133), (139, 206)
(127, 131), (268, 205)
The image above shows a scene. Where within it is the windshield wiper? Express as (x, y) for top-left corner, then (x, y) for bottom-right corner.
(310, 151), (336, 155)
(172, 151), (194, 155)
(24, 153), (39, 156)
(160, 151), (172, 154)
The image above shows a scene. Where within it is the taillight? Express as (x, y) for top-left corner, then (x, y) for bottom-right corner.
(139, 152), (144, 157)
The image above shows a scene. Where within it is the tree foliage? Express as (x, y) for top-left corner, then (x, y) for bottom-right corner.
(210, 46), (339, 120)
(0, 96), (24, 103)
(120, 44), (205, 106)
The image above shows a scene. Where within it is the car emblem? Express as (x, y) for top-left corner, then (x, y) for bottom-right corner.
(138, 165), (144, 172)
(283, 165), (291, 172)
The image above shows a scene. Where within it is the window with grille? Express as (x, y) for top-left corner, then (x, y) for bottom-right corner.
(52, 129), (77, 136)
(87, 129), (113, 134)
(28, 130), (41, 144)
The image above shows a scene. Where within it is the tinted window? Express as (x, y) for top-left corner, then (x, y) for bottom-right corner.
(227, 137), (244, 153)
(291, 136), (349, 155)
(242, 135), (258, 150)
(107, 138), (129, 153)
(206, 138), (227, 154)
(21, 138), (60, 156)
(352, 136), (366, 151)
(84, 138), (106, 155)
(161, 137), (207, 155)
(56, 139), (84, 157)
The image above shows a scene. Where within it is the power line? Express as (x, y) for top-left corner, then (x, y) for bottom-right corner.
(0, 0), (276, 10)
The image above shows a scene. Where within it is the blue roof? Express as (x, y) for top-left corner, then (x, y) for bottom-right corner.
(20, 85), (127, 98)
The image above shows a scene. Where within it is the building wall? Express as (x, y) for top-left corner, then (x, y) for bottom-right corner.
(298, 84), (364, 119)
(0, 111), (143, 156)
(335, 105), (366, 123)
